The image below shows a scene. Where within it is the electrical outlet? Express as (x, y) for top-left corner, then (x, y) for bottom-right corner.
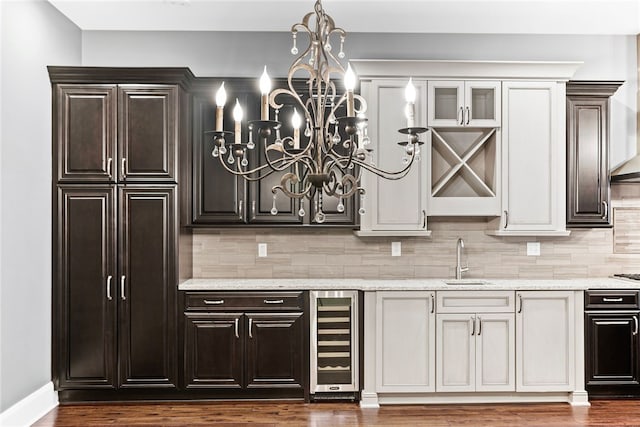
(258, 243), (268, 257)
(392, 241), (401, 257)
(527, 242), (540, 256)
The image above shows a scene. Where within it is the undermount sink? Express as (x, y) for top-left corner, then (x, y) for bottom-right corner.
(444, 280), (488, 286)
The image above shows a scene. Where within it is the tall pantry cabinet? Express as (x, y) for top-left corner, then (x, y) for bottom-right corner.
(50, 67), (193, 400)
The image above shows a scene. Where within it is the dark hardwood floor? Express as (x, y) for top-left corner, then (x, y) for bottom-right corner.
(32, 400), (640, 426)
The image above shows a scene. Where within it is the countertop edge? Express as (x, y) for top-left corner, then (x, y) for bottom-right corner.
(178, 278), (637, 291)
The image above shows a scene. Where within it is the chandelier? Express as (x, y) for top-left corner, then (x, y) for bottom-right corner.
(208, 0), (426, 223)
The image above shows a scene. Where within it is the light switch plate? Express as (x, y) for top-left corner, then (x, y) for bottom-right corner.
(392, 241), (401, 257)
(527, 242), (540, 256)
(258, 243), (268, 257)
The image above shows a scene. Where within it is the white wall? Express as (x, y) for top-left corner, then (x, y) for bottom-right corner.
(0, 0), (81, 412)
(81, 31), (637, 168)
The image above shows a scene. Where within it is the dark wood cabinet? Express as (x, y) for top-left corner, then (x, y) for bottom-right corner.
(182, 291), (308, 399)
(566, 81), (622, 227)
(585, 289), (640, 398)
(118, 86), (178, 182)
(56, 186), (117, 389)
(50, 67), (192, 401)
(245, 312), (304, 389)
(118, 186), (177, 388)
(55, 185), (178, 391)
(55, 83), (179, 184)
(190, 78), (356, 227)
(586, 312), (639, 388)
(56, 85), (117, 183)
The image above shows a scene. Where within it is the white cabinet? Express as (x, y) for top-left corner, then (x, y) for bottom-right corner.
(491, 81), (569, 236)
(375, 291), (436, 392)
(436, 291), (515, 392)
(516, 291), (575, 392)
(428, 81), (501, 128)
(357, 79), (430, 236)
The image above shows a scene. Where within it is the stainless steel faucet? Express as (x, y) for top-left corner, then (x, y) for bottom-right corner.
(455, 237), (469, 279)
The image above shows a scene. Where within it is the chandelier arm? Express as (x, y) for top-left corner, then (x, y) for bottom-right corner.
(350, 153), (417, 180)
(214, 152), (298, 181)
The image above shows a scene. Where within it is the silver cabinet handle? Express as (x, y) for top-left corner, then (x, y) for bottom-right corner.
(106, 275), (113, 300)
(204, 299), (224, 305)
(120, 275), (126, 300)
(503, 210), (509, 229)
(477, 316), (482, 336)
(121, 158), (126, 179)
(603, 297), (623, 302)
(264, 299), (284, 304)
(422, 210), (426, 229)
(235, 318), (239, 338)
(633, 316), (638, 336)
(458, 106), (464, 125)
(602, 201), (608, 220)
(248, 318), (253, 338)
(107, 158), (113, 178)
(239, 200), (243, 220)
(465, 106), (470, 125)
(470, 316), (476, 336)
(430, 293), (435, 314)
(252, 200), (256, 217)
(517, 293), (522, 313)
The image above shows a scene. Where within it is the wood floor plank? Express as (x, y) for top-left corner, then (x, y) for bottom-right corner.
(31, 400), (640, 426)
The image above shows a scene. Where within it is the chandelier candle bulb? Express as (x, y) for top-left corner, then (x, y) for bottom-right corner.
(344, 64), (356, 117)
(259, 66), (271, 120)
(292, 108), (302, 149)
(215, 82), (227, 131)
(405, 78), (417, 128)
(233, 98), (243, 144)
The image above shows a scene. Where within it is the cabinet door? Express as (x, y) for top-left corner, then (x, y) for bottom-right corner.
(118, 186), (177, 388)
(428, 81), (464, 127)
(585, 312), (639, 386)
(56, 185), (117, 389)
(56, 85), (117, 182)
(245, 312), (305, 389)
(465, 81), (501, 127)
(183, 312), (244, 389)
(516, 291), (575, 392)
(475, 313), (515, 392)
(118, 85), (178, 182)
(566, 96), (610, 227)
(191, 88), (246, 224)
(501, 81), (565, 233)
(359, 79), (428, 233)
(376, 292), (436, 392)
(436, 313), (475, 392)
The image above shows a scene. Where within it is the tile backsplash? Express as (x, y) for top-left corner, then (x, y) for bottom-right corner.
(192, 184), (640, 279)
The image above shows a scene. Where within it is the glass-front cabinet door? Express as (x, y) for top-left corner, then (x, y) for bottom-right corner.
(428, 81), (501, 127)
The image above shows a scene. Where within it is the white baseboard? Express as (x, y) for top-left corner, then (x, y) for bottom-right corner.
(0, 382), (58, 427)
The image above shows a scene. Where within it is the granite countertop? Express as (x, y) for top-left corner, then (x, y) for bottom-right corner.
(178, 277), (638, 291)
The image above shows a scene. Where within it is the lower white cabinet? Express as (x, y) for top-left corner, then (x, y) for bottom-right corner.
(375, 291), (436, 392)
(516, 290), (575, 391)
(437, 313), (515, 392)
(436, 291), (515, 392)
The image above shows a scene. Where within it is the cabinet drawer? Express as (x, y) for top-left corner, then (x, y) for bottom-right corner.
(437, 291), (515, 313)
(184, 291), (304, 311)
(585, 290), (640, 310)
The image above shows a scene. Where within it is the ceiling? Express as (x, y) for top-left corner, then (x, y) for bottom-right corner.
(48, 0), (640, 35)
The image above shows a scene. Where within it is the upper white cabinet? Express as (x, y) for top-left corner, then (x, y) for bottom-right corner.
(491, 81), (570, 236)
(428, 81), (501, 128)
(351, 60), (581, 232)
(357, 78), (430, 236)
(516, 291), (576, 392)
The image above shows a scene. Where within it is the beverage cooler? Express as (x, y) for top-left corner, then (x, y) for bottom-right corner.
(309, 290), (360, 401)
